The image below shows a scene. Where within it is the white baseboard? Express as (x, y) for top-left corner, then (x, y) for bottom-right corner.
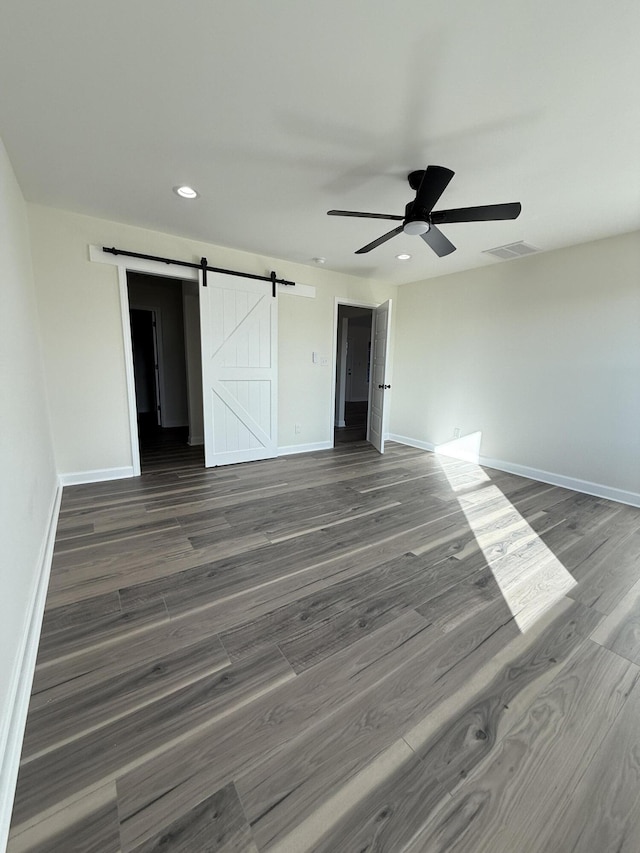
(387, 433), (640, 508)
(0, 483), (62, 853)
(278, 441), (333, 456)
(478, 455), (640, 508)
(59, 466), (135, 486)
(387, 433), (435, 453)
(188, 435), (204, 447)
(336, 420), (346, 428)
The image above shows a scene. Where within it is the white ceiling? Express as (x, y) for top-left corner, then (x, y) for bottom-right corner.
(1, 0), (639, 285)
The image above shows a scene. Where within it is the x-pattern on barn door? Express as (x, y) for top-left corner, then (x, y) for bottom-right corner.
(200, 271), (277, 467)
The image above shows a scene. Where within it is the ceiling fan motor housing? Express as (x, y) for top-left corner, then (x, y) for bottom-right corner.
(403, 200), (430, 235)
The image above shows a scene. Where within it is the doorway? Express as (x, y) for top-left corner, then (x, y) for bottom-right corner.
(334, 305), (374, 445)
(127, 272), (204, 472)
(129, 308), (161, 434)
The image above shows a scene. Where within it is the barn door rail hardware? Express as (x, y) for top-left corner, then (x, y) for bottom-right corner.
(101, 246), (295, 295)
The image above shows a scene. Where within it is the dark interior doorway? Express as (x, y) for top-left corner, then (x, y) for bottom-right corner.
(334, 305), (374, 445)
(130, 308), (161, 438)
(127, 272), (204, 472)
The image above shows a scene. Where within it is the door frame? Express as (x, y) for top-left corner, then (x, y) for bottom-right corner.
(330, 297), (378, 447)
(114, 258), (200, 476)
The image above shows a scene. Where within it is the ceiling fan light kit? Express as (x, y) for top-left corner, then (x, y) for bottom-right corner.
(403, 219), (430, 235)
(328, 165), (521, 257)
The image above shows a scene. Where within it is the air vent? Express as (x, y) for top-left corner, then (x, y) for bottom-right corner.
(483, 241), (540, 260)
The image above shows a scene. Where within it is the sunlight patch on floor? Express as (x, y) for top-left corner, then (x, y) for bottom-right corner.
(436, 435), (576, 632)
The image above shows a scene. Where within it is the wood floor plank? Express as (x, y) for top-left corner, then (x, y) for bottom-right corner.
(220, 479), (387, 524)
(31, 607), (231, 703)
(236, 599), (595, 849)
(416, 565), (499, 632)
(35, 595), (169, 665)
(40, 590), (121, 636)
(22, 633), (230, 759)
(309, 743), (450, 853)
(7, 783), (120, 853)
(219, 552), (430, 661)
(116, 612), (434, 850)
(122, 499), (456, 620)
(53, 516), (180, 554)
(12, 645), (293, 826)
(9, 444), (640, 852)
(278, 592), (412, 673)
(128, 782), (257, 853)
(538, 673), (640, 853)
(276, 552), (493, 673)
(33, 543), (444, 702)
(404, 604), (603, 795)
(175, 510), (230, 537)
(46, 538), (197, 607)
(590, 574), (640, 664)
(567, 527), (640, 613)
(54, 521), (95, 539)
(50, 525), (189, 572)
(406, 640), (638, 853)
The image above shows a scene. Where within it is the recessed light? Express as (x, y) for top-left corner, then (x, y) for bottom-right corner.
(174, 185), (199, 199)
(396, 253), (411, 261)
(312, 257), (326, 264)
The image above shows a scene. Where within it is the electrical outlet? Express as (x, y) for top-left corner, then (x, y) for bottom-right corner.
(453, 427), (461, 439)
(320, 356), (329, 366)
(294, 423), (301, 434)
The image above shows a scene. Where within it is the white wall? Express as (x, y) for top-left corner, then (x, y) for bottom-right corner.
(0, 138), (57, 849)
(27, 204), (397, 473)
(390, 231), (640, 500)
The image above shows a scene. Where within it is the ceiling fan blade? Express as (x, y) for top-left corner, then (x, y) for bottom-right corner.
(414, 165), (455, 214)
(355, 225), (404, 254)
(421, 225), (456, 257)
(328, 209), (403, 221)
(431, 202), (522, 224)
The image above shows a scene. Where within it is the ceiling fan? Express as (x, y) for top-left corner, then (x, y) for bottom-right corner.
(328, 165), (521, 257)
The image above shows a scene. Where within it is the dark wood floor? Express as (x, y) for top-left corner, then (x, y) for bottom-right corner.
(8, 442), (640, 852)
(334, 401), (368, 444)
(137, 422), (204, 474)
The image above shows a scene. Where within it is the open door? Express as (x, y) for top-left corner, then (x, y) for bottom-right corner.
(368, 299), (392, 454)
(200, 271), (278, 466)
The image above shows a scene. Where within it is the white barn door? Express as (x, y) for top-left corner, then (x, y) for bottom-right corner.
(368, 299), (392, 454)
(200, 271), (278, 467)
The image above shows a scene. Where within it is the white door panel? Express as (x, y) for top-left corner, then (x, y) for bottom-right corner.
(368, 299), (391, 454)
(200, 272), (277, 466)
